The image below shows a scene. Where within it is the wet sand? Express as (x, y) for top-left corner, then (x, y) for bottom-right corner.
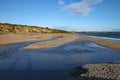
(0, 33), (120, 50)
(78, 35), (120, 50)
(0, 33), (120, 80)
(0, 39), (120, 80)
(0, 33), (73, 45)
(24, 33), (120, 50)
(24, 34), (79, 49)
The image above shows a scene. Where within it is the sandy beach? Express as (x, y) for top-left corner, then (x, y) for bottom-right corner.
(23, 33), (80, 49)
(0, 33), (120, 50)
(0, 33), (120, 80)
(0, 33), (73, 45)
(78, 35), (120, 50)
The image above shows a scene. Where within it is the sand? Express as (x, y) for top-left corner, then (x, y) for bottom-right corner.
(0, 33), (120, 50)
(0, 33), (120, 80)
(23, 33), (80, 49)
(0, 33), (72, 45)
(24, 34), (120, 50)
(77, 35), (120, 50)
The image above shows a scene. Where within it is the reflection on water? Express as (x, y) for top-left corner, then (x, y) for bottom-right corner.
(0, 40), (120, 80)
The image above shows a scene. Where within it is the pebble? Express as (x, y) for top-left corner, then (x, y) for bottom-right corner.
(80, 63), (120, 80)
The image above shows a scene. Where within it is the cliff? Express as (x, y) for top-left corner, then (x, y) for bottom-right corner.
(0, 23), (68, 33)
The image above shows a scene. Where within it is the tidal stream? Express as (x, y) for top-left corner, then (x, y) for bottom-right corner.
(0, 39), (120, 80)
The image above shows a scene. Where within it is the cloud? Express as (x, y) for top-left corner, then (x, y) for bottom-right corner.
(52, 26), (85, 31)
(58, 0), (64, 5)
(62, 0), (103, 16)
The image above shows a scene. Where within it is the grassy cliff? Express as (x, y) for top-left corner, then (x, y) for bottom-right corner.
(0, 23), (69, 33)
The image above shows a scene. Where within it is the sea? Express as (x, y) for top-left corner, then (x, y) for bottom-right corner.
(78, 33), (120, 39)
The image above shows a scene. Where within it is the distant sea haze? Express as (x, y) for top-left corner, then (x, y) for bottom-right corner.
(78, 33), (120, 39)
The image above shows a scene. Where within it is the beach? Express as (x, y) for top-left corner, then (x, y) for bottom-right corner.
(0, 33), (74, 45)
(0, 33), (120, 50)
(23, 33), (80, 49)
(1, 0), (120, 79)
(78, 35), (120, 50)
(0, 33), (120, 80)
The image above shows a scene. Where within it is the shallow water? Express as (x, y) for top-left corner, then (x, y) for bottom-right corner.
(79, 33), (120, 39)
(0, 40), (120, 80)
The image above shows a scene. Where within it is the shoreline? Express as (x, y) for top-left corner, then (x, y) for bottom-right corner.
(0, 33), (120, 80)
(0, 33), (120, 50)
(80, 35), (120, 40)
(23, 33), (79, 50)
(78, 35), (120, 50)
(0, 33), (73, 45)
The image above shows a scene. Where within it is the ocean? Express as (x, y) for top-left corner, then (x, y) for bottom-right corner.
(78, 33), (120, 39)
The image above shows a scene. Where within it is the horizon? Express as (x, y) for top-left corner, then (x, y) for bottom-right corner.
(0, 0), (120, 31)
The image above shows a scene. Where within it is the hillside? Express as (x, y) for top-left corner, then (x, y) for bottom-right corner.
(0, 23), (68, 33)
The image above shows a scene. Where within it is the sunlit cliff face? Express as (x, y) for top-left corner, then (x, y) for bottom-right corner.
(0, 23), (68, 33)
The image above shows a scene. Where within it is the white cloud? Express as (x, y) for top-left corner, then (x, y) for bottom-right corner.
(53, 26), (85, 31)
(58, 0), (64, 5)
(62, 0), (103, 16)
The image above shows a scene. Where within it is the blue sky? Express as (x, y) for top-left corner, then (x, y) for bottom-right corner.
(0, 0), (120, 31)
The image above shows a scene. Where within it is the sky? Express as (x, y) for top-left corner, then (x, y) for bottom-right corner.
(0, 0), (120, 31)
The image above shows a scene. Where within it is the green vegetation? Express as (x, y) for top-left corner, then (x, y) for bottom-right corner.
(0, 23), (69, 33)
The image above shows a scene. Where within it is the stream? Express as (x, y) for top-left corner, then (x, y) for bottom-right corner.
(0, 39), (120, 80)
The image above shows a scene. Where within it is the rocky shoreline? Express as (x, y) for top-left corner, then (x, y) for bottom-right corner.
(71, 62), (120, 80)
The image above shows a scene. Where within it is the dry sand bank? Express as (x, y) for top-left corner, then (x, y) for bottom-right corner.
(0, 33), (120, 50)
(23, 34), (79, 49)
(78, 36), (120, 50)
(0, 33), (72, 45)
(24, 34), (120, 50)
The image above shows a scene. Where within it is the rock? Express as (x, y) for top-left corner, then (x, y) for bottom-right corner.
(71, 62), (120, 80)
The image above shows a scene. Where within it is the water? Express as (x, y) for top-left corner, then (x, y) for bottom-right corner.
(0, 40), (120, 80)
(78, 33), (120, 39)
